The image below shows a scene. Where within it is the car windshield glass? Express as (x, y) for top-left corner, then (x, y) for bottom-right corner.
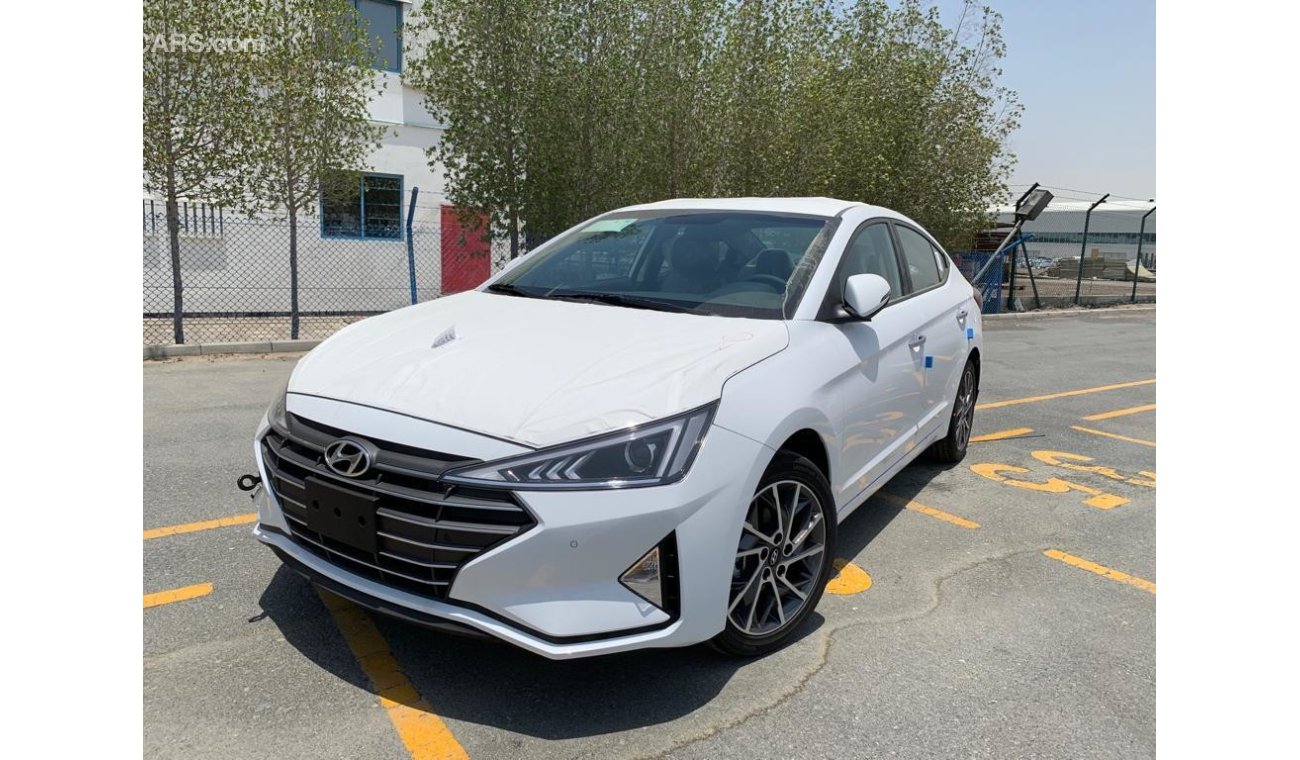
(489, 211), (835, 319)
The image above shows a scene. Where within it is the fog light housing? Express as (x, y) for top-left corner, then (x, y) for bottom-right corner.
(621, 547), (663, 607)
(619, 533), (679, 613)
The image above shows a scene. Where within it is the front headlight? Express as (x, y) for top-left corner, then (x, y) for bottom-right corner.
(266, 380), (290, 434)
(443, 403), (717, 490)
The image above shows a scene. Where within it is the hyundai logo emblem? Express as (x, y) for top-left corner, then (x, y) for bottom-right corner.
(323, 438), (375, 478)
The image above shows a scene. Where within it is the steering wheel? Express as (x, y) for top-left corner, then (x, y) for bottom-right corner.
(743, 274), (789, 292)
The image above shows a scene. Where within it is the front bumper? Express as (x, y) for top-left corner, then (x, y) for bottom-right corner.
(253, 394), (772, 659)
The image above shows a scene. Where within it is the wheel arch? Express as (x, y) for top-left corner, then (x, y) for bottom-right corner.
(966, 346), (982, 406)
(775, 429), (830, 484)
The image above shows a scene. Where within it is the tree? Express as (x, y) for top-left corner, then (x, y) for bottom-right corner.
(143, 0), (255, 344)
(405, 0), (543, 258)
(624, 0), (727, 200)
(408, 0), (1020, 253)
(223, 0), (387, 338)
(827, 0), (1021, 248)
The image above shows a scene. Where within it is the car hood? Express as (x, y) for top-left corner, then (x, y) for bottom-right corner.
(289, 291), (788, 448)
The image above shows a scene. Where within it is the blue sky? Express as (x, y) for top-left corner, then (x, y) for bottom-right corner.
(924, 0), (1156, 201)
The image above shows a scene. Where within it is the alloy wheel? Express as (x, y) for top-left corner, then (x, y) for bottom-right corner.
(954, 366), (975, 449)
(727, 480), (827, 636)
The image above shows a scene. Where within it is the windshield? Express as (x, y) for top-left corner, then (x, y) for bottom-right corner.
(487, 211), (837, 319)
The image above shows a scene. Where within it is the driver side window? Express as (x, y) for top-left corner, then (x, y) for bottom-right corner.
(840, 223), (903, 299)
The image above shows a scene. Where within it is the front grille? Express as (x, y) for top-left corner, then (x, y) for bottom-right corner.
(260, 414), (535, 600)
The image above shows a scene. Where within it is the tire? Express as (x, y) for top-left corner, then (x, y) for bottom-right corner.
(926, 358), (979, 464)
(711, 451), (837, 658)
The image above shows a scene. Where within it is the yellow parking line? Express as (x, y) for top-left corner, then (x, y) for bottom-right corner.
(970, 427), (1034, 443)
(976, 378), (1155, 411)
(144, 583), (213, 609)
(1043, 549), (1155, 594)
(877, 491), (980, 529)
(1082, 403), (1156, 421)
(1072, 426), (1155, 448)
(144, 513), (258, 540)
(318, 590), (469, 760)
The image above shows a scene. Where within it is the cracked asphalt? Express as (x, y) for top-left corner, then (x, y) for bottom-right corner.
(144, 307), (1156, 759)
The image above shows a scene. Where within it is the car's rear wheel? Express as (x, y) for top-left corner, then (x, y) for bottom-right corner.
(926, 358), (978, 464)
(711, 451), (837, 657)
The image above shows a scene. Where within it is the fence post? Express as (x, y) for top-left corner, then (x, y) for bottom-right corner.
(1132, 206), (1155, 303)
(1073, 194), (1110, 306)
(406, 187), (420, 305)
(1006, 242), (1017, 310)
(991, 249), (1004, 313)
(1020, 234), (1043, 310)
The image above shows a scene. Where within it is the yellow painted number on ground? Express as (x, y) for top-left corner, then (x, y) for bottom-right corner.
(1030, 450), (1156, 488)
(969, 463), (1129, 510)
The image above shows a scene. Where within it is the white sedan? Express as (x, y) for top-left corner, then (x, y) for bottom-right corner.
(251, 197), (982, 658)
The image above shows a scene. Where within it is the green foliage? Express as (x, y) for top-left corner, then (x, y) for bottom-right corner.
(408, 0), (1020, 252)
(214, 0), (389, 338)
(144, 0), (253, 201)
(144, 0), (259, 343)
(219, 0), (389, 217)
(405, 0), (543, 255)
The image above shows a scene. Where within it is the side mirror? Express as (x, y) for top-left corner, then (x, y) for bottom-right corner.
(843, 273), (892, 320)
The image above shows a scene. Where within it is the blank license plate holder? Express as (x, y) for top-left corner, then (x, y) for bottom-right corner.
(301, 476), (379, 555)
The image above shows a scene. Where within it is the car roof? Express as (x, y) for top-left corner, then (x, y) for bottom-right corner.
(613, 196), (895, 219)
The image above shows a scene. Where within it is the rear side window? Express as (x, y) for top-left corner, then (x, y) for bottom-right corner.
(840, 223), (903, 298)
(895, 226), (942, 292)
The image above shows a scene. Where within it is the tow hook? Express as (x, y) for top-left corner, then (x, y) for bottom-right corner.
(237, 474), (262, 493)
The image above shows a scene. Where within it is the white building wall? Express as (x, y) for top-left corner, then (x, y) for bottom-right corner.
(367, 66), (447, 215)
(994, 203), (1157, 267)
(145, 1), (465, 317)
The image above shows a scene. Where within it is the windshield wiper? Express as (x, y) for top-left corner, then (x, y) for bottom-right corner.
(485, 282), (540, 299)
(544, 291), (692, 313)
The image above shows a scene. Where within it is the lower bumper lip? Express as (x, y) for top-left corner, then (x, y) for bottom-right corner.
(265, 541), (492, 641)
(254, 523), (685, 659)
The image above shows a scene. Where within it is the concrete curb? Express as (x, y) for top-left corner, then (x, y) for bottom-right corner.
(143, 339), (321, 360)
(984, 304), (1155, 320)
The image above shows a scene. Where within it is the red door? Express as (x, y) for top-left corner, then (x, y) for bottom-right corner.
(440, 206), (491, 294)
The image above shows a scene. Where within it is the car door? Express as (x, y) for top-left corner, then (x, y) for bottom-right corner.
(821, 222), (928, 508)
(891, 223), (970, 440)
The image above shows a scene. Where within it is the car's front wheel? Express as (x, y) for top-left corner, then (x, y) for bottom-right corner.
(712, 451), (837, 657)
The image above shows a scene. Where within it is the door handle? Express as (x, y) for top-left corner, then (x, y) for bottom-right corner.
(956, 309), (969, 320)
(909, 334), (927, 348)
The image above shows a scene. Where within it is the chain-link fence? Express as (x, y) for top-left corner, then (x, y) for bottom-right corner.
(953, 189), (1156, 314)
(143, 191), (517, 345)
(145, 186), (1156, 343)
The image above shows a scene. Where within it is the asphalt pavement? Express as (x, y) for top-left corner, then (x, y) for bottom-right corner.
(144, 307), (1156, 759)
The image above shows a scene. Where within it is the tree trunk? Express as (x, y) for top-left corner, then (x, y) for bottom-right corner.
(509, 208), (519, 260)
(165, 192), (185, 345)
(288, 204), (300, 339)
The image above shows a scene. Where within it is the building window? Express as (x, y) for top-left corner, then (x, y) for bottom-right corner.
(322, 173), (403, 240)
(355, 0), (402, 72)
